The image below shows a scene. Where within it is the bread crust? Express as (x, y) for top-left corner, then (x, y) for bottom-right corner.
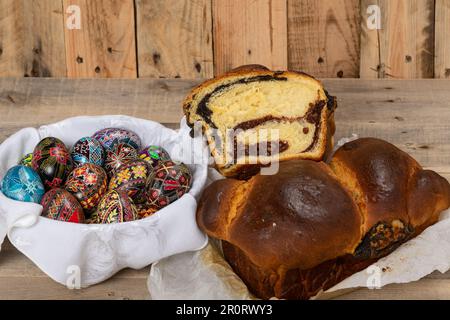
(197, 138), (450, 299)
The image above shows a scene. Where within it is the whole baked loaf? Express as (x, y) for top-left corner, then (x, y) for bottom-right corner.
(183, 65), (336, 179)
(197, 138), (450, 299)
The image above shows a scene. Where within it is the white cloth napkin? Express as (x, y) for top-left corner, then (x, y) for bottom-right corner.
(0, 115), (209, 287)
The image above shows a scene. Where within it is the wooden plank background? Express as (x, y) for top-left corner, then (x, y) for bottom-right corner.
(0, 0), (449, 79)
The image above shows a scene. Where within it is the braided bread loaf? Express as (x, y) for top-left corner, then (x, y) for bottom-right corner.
(183, 65), (336, 179)
(197, 138), (450, 299)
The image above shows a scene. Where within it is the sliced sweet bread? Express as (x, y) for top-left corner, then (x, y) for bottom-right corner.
(183, 65), (336, 179)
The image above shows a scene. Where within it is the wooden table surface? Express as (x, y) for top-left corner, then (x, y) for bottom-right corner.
(0, 78), (449, 300)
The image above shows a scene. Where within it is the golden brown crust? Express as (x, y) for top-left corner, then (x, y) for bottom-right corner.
(197, 138), (450, 299)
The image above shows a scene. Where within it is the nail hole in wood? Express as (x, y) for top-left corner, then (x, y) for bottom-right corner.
(405, 55), (412, 63)
(0, 47), (3, 56)
(76, 56), (83, 64)
(248, 49), (252, 55)
(95, 66), (101, 73)
(195, 63), (201, 73)
(337, 70), (344, 78)
(153, 52), (161, 65)
(317, 57), (324, 64)
(175, 74), (181, 78)
(33, 47), (40, 54)
(107, 47), (113, 53)
(394, 116), (404, 121)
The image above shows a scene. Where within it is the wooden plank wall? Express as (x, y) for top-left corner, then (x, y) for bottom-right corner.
(0, 0), (448, 79)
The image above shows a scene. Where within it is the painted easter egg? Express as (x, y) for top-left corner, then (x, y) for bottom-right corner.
(71, 137), (105, 167)
(104, 142), (138, 177)
(32, 137), (73, 189)
(64, 163), (108, 213)
(92, 128), (141, 151)
(136, 203), (159, 219)
(18, 153), (33, 167)
(109, 159), (151, 203)
(90, 190), (138, 224)
(40, 188), (85, 223)
(146, 160), (192, 208)
(1, 165), (45, 203)
(139, 145), (171, 168)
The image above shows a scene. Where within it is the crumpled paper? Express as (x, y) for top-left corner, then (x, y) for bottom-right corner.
(148, 135), (450, 299)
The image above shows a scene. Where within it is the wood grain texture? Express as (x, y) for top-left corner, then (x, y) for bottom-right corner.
(288, 0), (360, 78)
(213, 0), (287, 76)
(0, 0), (66, 77)
(360, 0), (435, 79)
(1, 78), (450, 299)
(435, 0), (450, 79)
(63, 0), (137, 78)
(136, 0), (213, 79)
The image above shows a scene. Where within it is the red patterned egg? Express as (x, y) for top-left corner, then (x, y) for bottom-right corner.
(64, 163), (108, 213)
(32, 137), (73, 190)
(146, 160), (192, 208)
(104, 142), (138, 177)
(109, 159), (151, 203)
(91, 190), (138, 224)
(41, 188), (85, 223)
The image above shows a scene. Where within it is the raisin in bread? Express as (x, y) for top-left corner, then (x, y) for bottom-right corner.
(197, 138), (450, 299)
(183, 65), (336, 179)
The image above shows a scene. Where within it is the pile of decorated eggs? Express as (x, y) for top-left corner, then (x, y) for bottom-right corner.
(1, 128), (192, 225)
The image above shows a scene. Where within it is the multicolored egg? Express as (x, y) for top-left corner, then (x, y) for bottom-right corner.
(139, 145), (171, 168)
(18, 153), (33, 167)
(92, 128), (141, 151)
(1, 165), (45, 203)
(71, 137), (105, 167)
(40, 188), (85, 223)
(136, 203), (159, 219)
(146, 160), (192, 208)
(90, 190), (138, 224)
(109, 159), (151, 203)
(32, 137), (73, 189)
(104, 142), (138, 177)
(64, 163), (107, 213)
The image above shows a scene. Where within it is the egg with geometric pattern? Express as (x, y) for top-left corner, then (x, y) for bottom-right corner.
(139, 145), (171, 168)
(40, 188), (85, 223)
(92, 128), (141, 151)
(104, 142), (138, 177)
(64, 163), (108, 214)
(108, 159), (151, 204)
(146, 160), (192, 209)
(71, 137), (105, 167)
(1, 165), (45, 203)
(32, 137), (73, 190)
(90, 190), (138, 224)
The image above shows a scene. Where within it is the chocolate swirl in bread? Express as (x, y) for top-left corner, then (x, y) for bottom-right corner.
(183, 65), (336, 179)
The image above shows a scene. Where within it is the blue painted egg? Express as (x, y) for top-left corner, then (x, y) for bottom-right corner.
(1, 165), (45, 203)
(92, 128), (141, 151)
(71, 137), (105, 167)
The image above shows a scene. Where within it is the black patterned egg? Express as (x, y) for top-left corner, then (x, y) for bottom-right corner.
(90, 190), (138, 224)
(104, 142), (138, 177)
(139, 145), (171, 168)
(71, 137), (105, 167)
(146, 160), (192, 209)
(92, 128), (141, 151)
(32, 137), (73, 190)
(109, 159), (151, 203)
